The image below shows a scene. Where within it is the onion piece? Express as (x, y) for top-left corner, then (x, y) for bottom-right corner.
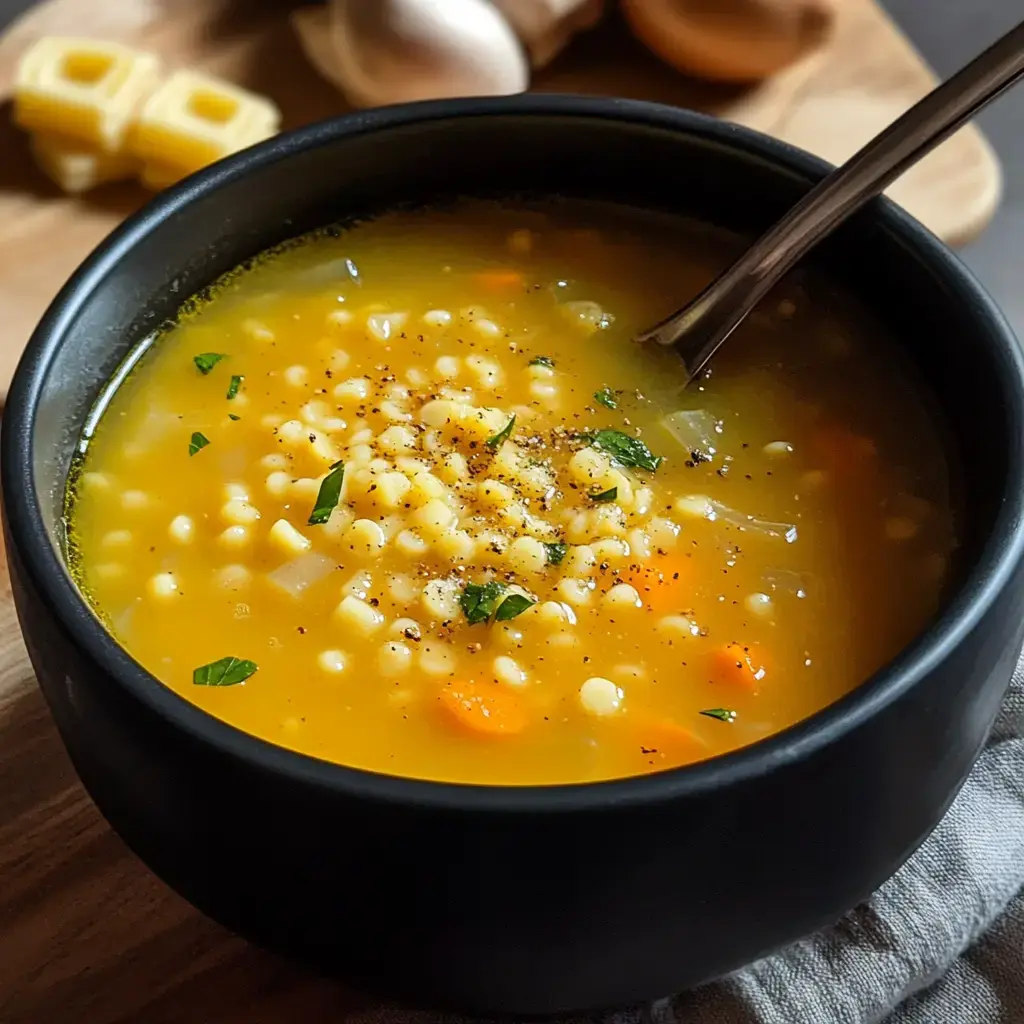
(267, 551), (335, 598)
(762, 568), (810, 598)
(367, 311), (408, 341)
(560, 300), (614, 331)
(660, 409), (722, 460)
(286, 256), (362, 288)
(682, 494), (798, 543)
(113, 601), (137, 637)
(712, 500), (798, 543)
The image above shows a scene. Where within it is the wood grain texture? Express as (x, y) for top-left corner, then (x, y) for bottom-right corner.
(0, 0), (1003, 1017)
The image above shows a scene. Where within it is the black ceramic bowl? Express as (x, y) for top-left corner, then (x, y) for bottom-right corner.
(4, 96), (1024, 1016)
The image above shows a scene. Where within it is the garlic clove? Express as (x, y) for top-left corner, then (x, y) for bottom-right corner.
(491, 0), (606, 69)
(292, 7), (350, 95)
(305, 0), (529, 109)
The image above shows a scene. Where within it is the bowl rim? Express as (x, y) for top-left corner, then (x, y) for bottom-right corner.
(5, 93), (1024, 813)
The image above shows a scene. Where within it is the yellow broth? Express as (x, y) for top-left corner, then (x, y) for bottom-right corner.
(67, 202), (956, 785)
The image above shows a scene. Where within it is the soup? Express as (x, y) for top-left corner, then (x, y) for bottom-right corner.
(67, 201), (956, 785)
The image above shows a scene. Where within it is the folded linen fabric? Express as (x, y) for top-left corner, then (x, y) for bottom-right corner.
(640, 659), (1024, 1024)
(350, 659), (1024, 1024)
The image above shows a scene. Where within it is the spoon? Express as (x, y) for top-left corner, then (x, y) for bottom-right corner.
(636, 18), (1024, 384)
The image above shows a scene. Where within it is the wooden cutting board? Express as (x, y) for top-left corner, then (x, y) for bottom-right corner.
(0, 1), (1003, 1020)
(0, 0), (1003, 402)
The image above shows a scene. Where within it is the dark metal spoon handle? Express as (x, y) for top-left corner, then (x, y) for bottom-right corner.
(637, 18), (1024, 382)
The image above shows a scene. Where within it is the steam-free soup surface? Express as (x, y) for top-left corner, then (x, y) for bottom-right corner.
(69, 202), (955, 785)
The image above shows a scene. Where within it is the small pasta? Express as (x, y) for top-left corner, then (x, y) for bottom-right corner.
(378, 640), (413, 676)
(421, 578), (461, 621)
(334, 595), (385, 635)
(69, 201), (955, 791)
(268, 518), (311, 554)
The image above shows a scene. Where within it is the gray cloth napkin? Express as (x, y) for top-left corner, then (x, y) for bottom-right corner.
(659, 656), (1024, 1023)
(352, 659), (1024, 1024)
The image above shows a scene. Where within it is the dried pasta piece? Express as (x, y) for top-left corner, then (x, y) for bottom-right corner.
(30, 133), (139, 193)
(128, 69), (281, 177)
(14, 37), (161, 150)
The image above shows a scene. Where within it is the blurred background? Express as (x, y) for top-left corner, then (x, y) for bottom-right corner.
(879, 0), (1022, 337)
(0, 0), (1020, 333)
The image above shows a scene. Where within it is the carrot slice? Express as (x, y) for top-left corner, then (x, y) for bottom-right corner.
(632, 718), (705, 771)
(472, 270), (526, 292)
(811, 426), (877, 473)
(710, 642), (768, 693)
(625, 557), (690, 614)
(439, 680), (527, 736)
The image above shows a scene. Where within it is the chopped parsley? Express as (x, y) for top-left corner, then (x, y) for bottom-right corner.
(589, 428), (662, 472)
(193, 656), (258, 687)
(193, 352), (226, 375)
(494, 593), (536, 621)
(460, 580), (507, 625)
(459, 582), (536, 625)
(529, 355), (554, 368)
(589, 486), (618, 503)
(226, 374), (243, 399)
(308, 460), (345, 525)
(544, 541), (568, 566)
(188, 431), (210, 456)
(594, 386), (618, 410)
(228, 413), (241, 421)
(700, 708), (737, 723)
(486, 414), (516, 449)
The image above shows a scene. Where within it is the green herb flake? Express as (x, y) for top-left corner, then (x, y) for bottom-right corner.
(193, 352), (226, 375)
(486, 414), (516, 449)
(700, 708), (737, 723)
(495, 594), (536, 621)
(589, 486), (618, 503)
(544, 542), (568, 566)
(529, 355), (554, 368)
(228, 413), (241, 421)
(460, 580), (507, 625)
(594, 386), (618, 410)
(308, 461), (345, 525)
(226, 374), (243, 399)
(188, 431), (210, 456)
(193, 656), (258, 687)
(590, 428), (663, 472)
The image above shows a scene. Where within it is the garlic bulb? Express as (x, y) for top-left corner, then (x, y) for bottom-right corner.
(490, 0), (606, 68)
(294, 0), (529, 109)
